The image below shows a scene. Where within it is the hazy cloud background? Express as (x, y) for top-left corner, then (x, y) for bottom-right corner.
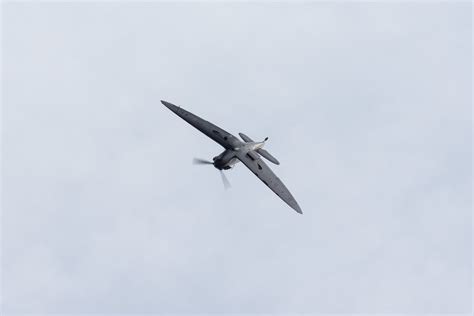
(2, 2), (471, 314)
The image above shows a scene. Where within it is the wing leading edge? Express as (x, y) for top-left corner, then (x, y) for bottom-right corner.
(235, 151), (302, 214)
(161, 100), (242, 149)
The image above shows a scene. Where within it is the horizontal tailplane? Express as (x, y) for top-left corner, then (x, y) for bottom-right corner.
(257, 148), (280, 165)
(239, 132), (280, 165)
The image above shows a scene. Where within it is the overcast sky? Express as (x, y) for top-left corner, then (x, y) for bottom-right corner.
(2, 1), (472, 314)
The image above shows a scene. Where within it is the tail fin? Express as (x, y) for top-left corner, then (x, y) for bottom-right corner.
(239, 133), (280, 165)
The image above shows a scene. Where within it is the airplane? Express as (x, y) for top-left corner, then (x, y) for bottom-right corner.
(161, 100), (302, 214)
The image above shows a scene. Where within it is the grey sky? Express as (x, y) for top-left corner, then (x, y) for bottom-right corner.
(2, 1), (472, 314)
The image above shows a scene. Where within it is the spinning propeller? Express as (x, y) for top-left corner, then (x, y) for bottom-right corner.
(193, 158), (231, 189)
(192, 158), (213, 165)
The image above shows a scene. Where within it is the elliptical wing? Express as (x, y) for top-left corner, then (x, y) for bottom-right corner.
(235, 151), (302, 214)
(162, 100), (242, 149)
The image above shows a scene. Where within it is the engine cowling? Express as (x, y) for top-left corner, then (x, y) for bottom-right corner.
(213, 149), (237, 170)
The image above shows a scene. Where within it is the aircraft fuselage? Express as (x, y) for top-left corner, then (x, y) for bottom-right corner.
(213, 139), (266, 170)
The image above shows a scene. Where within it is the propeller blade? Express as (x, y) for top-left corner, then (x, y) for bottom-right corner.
(193, 157), (230, 189)
(220, 170), (231, 190)
(193, 158), (213, 165)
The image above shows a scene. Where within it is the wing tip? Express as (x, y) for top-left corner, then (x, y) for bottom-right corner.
(161, 100), (180, 113)
(290, 201), (303, 214)
(294, 205), (303, 214)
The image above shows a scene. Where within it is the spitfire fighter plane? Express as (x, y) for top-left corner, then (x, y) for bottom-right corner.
(162, 100), (302, 214)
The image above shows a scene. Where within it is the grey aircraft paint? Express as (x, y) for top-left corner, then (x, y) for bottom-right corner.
(161, 100), (302, 214)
